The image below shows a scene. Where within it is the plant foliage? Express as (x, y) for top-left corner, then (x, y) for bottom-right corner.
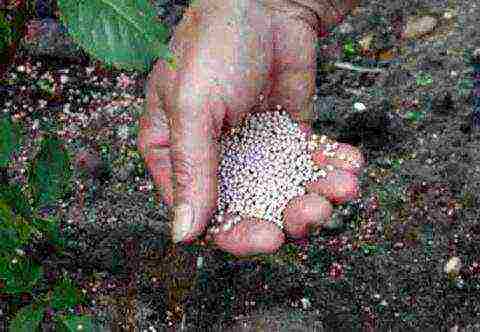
(49, 275), (87, 311)
(57, 0), (176, 72)
(0, 116), (23, 168)
(30, 216), (67, 249)
(0, 252), (44, 295)
(0, 203), (43, 296)
(7, 302), (45, 332)
(0, 11), (13, 52)
(53, 313), (98, 332)
(0, 201), (38, 253)
(27, 134), (72, 210)
(0, 183), (32, 219)
(0, 127), (99, 329)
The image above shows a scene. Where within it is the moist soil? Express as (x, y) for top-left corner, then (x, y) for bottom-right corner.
(2, 0), (480, 331)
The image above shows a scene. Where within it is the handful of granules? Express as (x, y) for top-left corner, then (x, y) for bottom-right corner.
(210, 109), (337, 232)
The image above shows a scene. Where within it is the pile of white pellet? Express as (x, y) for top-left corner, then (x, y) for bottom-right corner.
(211, 110), (332, 231)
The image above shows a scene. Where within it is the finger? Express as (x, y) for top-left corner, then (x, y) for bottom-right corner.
(167, 0), (277, 244)
(305, 167), (360, 205)
(267, 10), (317, 130)
(208, 214), (285, 257)
(137, 74), (174, 206)
(283, 193), (333, 239)
(143, 148), (175, 207)
(310, 138), (365, 175)
(168, 85), (226, 243)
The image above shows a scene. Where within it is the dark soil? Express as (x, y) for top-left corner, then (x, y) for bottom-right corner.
(2, 0), (480, 331)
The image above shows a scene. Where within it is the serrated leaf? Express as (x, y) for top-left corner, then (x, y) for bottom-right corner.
(0, 255), (43, 295)
(0, 201), (35, 251)
(30, 216), (66, 249)
(57, 0), (175, 72)
(49, 275), (87, 311)
(0, 11), (13, 50)
(8, 302), (45, 332)
(0, 116), (23, 168)
(28, 135), (72, 209)
(0, 183), (32, 219)
(0, 199), (14, 224)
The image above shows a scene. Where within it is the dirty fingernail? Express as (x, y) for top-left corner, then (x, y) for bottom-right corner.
(172, 203), (194, 243)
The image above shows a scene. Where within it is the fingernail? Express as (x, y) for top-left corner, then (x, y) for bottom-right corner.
(172, 203), (194, 243)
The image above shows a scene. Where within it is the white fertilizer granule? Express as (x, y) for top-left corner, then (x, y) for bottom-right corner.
(211, 110), (335, 231)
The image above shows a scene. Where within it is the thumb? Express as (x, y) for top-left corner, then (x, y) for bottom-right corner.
(169, 93), (223, 244)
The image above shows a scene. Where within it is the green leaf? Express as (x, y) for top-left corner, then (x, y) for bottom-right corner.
(28, 134), (72, 209)
(0, 254), (43, 295)
(0, 116), (23, 168)
(343, 39), (358, 58)
(30, 216), (67, 249)
(416, 72), (433, 86)
(0, 183), (32, 219)
(457, 78), (474, 96)
(49, 275), (87, 311)
(8, 302), (45, 332)
(0, 201), (36, 251)
(36, 79), (55, 96)
(0, 11), (13, 51)
(57, 0), (175, 72)
(360, 243), (380, 256)
(405, 110), (424, 122)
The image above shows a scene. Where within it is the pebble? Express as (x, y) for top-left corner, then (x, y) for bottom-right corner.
(215, 110), (331, 229)
(300, 297), (311, 309)
(338, 22), (354, 34)
(404, 15), (438, 39)
(444, 256), (462, 275)
(196, 256), (204, 269)
(358, 32), (374, 53)
(473, 48), (480, 59)
(353, 102), (366, 111)
(443, 10), (455, 20)
(60, 74), (69, 84)
(38, 99), (48, 108)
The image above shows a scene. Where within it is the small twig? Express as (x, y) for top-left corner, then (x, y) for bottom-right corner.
(333, 62), (385, 73)
(180, 313), (186, 331)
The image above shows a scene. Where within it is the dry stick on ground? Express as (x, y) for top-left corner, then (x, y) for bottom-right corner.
(333, 61), (385, 73)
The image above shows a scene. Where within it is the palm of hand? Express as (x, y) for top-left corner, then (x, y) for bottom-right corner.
(137, 0), (364, 256)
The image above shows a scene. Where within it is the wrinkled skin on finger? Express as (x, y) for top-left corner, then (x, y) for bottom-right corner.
(137, 0), (362, 255)
(209, 215), (286, 257)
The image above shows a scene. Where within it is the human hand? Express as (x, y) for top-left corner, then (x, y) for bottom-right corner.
(137, 0), (363, 256)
